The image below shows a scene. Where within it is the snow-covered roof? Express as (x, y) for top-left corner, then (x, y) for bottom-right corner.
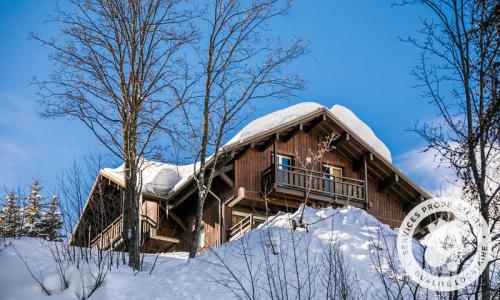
(226, 101), (392, 162)
(101, 159), (196, 197)
(330, 104), (392, 162)
(99, 102), (393, 197)
(225, 102), (325, 146)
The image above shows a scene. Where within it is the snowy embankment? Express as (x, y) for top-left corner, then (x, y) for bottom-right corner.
(1, 206), (409, 300)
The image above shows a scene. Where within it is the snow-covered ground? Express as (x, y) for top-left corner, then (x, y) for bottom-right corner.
(0, 206), (494, 300)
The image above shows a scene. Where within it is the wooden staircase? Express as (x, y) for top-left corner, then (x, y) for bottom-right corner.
(90, 214), (180, 251)
(229, 214), (263, 241)
(90, 215), (124, 250)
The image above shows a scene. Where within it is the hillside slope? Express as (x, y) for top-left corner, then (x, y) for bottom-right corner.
(0, 206), (436, 299)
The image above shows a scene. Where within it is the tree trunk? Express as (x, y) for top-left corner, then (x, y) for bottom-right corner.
(480, 203), (490, 300)
(122, 124), (140, 270)
(189, 191), (204, 258)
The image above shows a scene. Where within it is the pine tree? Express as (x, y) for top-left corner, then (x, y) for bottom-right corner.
(0, 196), (4, 237)
(39, 195), (63, 241)
(23, 179), (44, 237)
(1, 191), (22, 237)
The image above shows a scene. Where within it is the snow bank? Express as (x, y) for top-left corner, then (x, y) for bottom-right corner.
(3, 205), (495, 299)
(0, 206), (411, 300)
(331, 104), (392, 162)
(102, 159), (195, 196)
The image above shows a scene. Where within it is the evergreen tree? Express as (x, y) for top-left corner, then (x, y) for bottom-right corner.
(0, 196), (3, 237)
(1, 191), (22, 237)
(39, 195), (63, 241)
(23, 179), (44, 237)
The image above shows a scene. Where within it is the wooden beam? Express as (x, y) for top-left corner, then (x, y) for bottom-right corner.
(257, 133), (279, 152)
(219, 172), (234, 188)
(159, 205), (188, 231)
(257, 138), (273, 152)
(402, 195), (424, 213)
(281, 125), (301, 142)
(378, 173), (399, 192)
(220, 163), (234, 173)
(151, 235), (180, 244)
(331, 132), (350, 149)
(304, 114), (326, 133)
(227, 187), (245, 207)
(353, 152), (373, 172)
(171, 185), (197, 208)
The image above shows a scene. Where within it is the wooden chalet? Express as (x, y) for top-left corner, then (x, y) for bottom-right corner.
(71, 102), (431, 253)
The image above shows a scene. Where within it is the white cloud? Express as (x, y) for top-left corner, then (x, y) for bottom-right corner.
(395, 144), (499, 199)
(394, 146), (459, 196)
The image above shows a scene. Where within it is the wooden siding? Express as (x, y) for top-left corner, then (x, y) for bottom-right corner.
(234, 129), (407, 228)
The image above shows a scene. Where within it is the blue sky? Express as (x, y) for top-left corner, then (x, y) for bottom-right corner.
(0, 1), (450, 194)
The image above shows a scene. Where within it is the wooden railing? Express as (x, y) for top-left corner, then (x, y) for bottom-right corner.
(141, 214), (180, 244)
(229, 214), (263, 241)
(262, 164), (366, 202)
(141, 215), (157, 240)
(90, 215), (123, 250)
(89, 214), (179, 250)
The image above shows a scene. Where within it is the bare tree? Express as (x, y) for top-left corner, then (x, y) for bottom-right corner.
(58, 153), (108, 238)
(210, 207), (364, 300)
(368, 226), (427, 300)
(33, 0), (195, 269)
(398, 0), (499, 298)
(185, 0), (309, 258)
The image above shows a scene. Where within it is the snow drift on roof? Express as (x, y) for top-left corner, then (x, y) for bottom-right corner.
(101, 159), (195, 196)
(330, 104), (392, 162)
(225, 102), (325, 146)
(225, 101), (392, 162)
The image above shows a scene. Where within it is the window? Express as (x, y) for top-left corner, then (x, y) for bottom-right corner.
(272, 153), (292, 170)
(323, 164), (342, 193)
(272, 153), (293, 184)
(323, 164), (342, 178)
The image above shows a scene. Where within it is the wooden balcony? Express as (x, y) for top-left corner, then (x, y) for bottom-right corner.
(141, 215), (180, 244)
(261, 164), (366, 204)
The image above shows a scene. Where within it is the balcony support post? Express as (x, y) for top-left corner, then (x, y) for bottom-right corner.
(272, 139), (277, 184)
(208, 189), (223, 246)
(363, 154), (369, 209)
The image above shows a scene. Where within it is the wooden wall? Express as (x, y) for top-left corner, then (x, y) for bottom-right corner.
(234, 129), (408, 228)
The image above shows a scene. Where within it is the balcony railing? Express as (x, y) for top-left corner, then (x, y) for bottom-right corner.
(261, 164), (366, 202)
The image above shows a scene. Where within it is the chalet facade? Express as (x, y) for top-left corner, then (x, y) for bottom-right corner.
(71, 102), (431, 253)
